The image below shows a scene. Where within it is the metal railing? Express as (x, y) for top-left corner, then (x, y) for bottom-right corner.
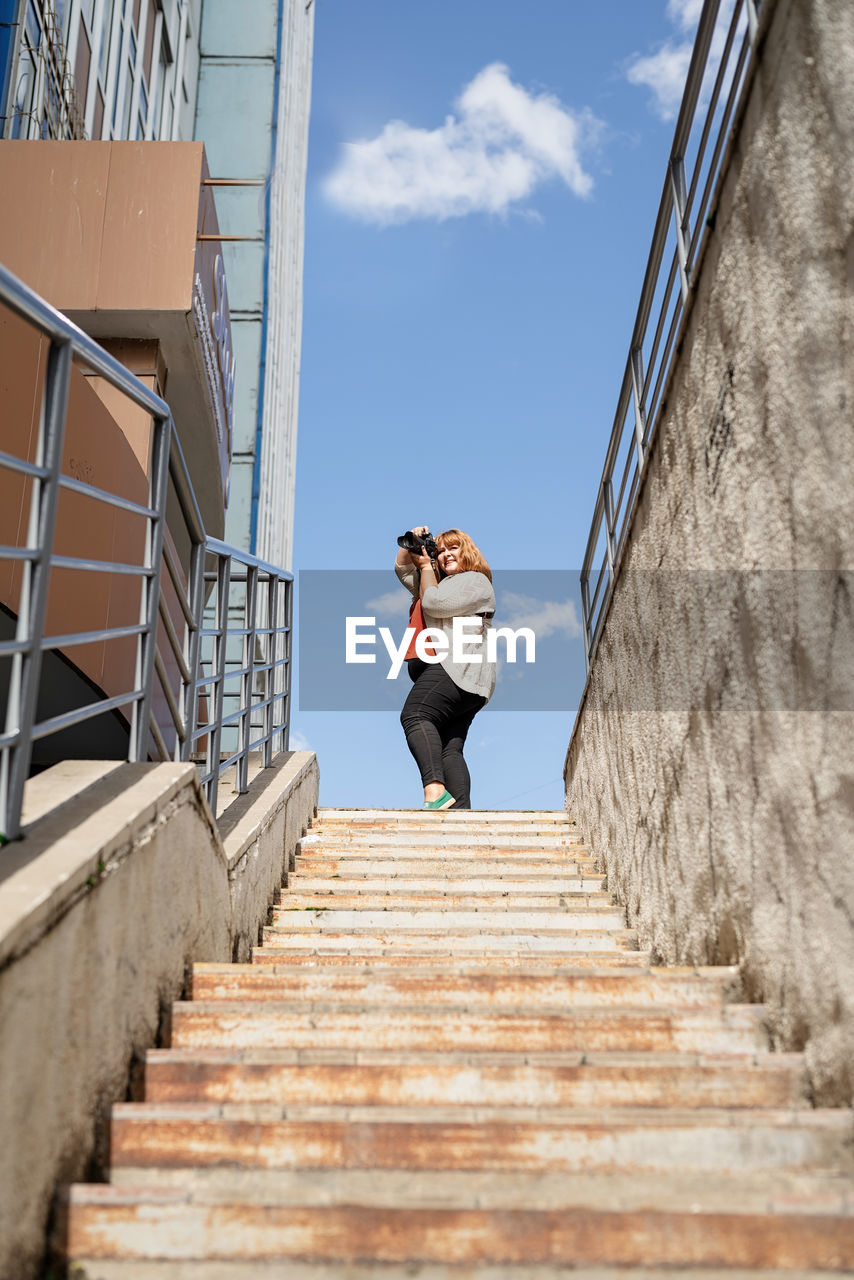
(0, 261), (292, 840)
(580, 0), (765, 669)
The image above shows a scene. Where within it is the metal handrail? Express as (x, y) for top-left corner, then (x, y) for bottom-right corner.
(0, 261), (293, 840)
(580, 0), (764, 669)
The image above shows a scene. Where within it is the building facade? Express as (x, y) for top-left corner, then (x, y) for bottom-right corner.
(195, 0), (313, 568)
(0, 0), (313, 566)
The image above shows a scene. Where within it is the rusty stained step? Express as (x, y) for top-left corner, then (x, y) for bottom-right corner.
(49, 1264), (854, 1280)
(275, 891), (615, 911)
(106, 1164), (854, 1218)
(266, 908), (629, 932)
(294, 845), (595, 861)
(189, 962), (742, 1009)
(314, 806), (576, 822)
(144, 1046), (810, 1110)
(297, 834), (593, 853)
(168, 1001), (770, 1055)
(62, 1191), (854, 1273)
(283, 874), (606, 893)
(289, 857), (598, 879)
(306, 819), (588, 839)
(250, 948), (655, 969)
(105, 1100), (854, 1177)
(257, 929), (640, 956)
(299, 825), (587, 842)
(298, 836), (588, 854)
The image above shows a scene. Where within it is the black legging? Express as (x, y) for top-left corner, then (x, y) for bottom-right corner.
(400, 659), (487, 809)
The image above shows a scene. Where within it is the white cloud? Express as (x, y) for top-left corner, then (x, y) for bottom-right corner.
(626, 0), (739, 121)
(288, 729), (313, 752)
(626, 42), (694, 121)
(667, 0), (705, 31)
(499, 593), (582, 641)
(364, 588), (412, 618)
(323, 63), (601, 226)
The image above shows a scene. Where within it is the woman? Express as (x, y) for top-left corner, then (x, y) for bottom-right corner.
(395, 526), (496, 810)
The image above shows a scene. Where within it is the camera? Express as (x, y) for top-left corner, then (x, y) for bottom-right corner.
(397, 529), (439, 560)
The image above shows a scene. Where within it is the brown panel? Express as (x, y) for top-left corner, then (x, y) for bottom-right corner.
(0, 142), (111, 308)
(97, 142), (203, 312)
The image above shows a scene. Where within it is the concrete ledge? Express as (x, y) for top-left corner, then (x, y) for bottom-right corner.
(219, 751), (320, 961)
(0, 751), (318, 1280)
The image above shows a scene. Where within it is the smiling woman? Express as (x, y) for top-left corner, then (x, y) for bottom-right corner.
(395, 526), (496, 810)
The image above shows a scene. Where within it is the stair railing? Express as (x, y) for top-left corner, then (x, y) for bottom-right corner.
(580, 0), (766, 669)
(0, 261), (292, 840)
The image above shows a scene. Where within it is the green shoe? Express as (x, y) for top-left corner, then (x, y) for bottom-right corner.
(423, 790), (455, 811)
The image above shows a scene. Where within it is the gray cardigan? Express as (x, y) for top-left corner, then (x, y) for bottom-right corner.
(395, 562), (496, 702)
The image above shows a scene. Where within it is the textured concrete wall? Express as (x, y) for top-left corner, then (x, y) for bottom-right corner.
(222, 751), (320, 961)
(0, 751), (318, 1280)
(565, 0), (854, 1105)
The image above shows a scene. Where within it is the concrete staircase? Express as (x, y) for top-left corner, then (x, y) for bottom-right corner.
(63, 809), (854, 1275)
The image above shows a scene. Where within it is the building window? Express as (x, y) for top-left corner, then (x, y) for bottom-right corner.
(73, 15), (90, 111)
(7, 0), (83, 140)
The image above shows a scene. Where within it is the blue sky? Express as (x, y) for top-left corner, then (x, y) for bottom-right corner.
(291, 0), (702, 811)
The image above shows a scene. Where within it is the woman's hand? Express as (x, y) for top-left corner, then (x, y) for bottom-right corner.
(409, 525), (434, 569)
(396, 524), (431, 569)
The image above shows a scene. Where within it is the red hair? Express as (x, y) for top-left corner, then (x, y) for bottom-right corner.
(436, 529), (492, 582)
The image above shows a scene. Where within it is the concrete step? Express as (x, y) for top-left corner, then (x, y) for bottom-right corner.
(298, 833), (592, 852)
(257, 929), (641, 955)
(64, 1184), (854, 1269)
(275, 891), (615, 911)
(99, 1164), (854, 1212)
(190, 962), (742, 1009)
(283, 875), (606, 893)
(265, 908), (629, 931)
(51, 1265), (854, 1280)
(315, 807), (575, 823)
(308, 823), (586, 840)
(250, 948), (656, 969)
(144, 1047), (808, 1109)
(168, 1001), (770, 1054)
(299, 838), (588, 855)
(105, 1102), (854, 1175)
(290, 858), (599, 877)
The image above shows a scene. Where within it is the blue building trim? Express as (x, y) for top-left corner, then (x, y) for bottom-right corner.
(0, 0), (20, 132)
(249, 0), (286, 555)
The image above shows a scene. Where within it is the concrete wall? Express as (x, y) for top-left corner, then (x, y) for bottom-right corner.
(0, 750), (318, 1280)
(565, 0), (854, 1105)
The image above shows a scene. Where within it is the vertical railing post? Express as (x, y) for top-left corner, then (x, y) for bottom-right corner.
(181, 538), (207, 762)
(630, 347), (648, 465)
(670, 156), (691, 303)
(237, 563), (258, 793)
(130, 411), (172, 763)
(282, 573), (293, 749)
(206, 553), (231, 817)
(580, 572), (592, 673)
(745, 0), (759, 45)
(603, 480), (617, 580)
(263, 573), (279, 767)
(0, 338), (72, 841)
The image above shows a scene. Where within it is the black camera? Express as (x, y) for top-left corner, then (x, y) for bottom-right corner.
(397, 529), (439, 560)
